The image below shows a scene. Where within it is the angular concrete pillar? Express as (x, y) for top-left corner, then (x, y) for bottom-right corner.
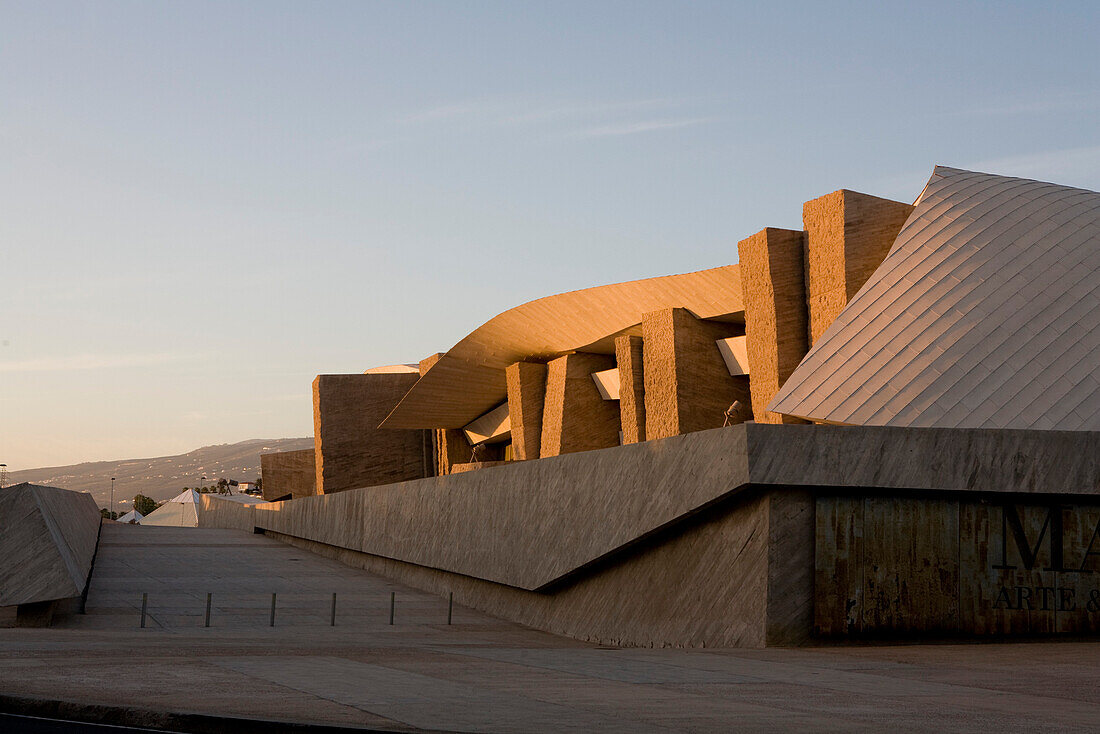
(540, 353), (619, 458)
(418, 353), (449, 475)
(642, 307), (750, 440)
(615, 335), (646, 443)
(737, 227), (810, 424)
(313, 373), (428, 493)
(506, 361), (548, 461)
(803, 190), (914, 345)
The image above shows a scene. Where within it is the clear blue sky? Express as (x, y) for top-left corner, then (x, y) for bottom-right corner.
(2, 1), (1098, 469)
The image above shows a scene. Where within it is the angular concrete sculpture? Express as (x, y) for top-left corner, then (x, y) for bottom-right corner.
(0, 483), (100, 626)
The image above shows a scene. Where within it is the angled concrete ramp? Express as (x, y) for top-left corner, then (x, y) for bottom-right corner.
(0, 483), (101, 611)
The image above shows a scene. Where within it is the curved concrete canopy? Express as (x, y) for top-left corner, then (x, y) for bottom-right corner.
(382, 265), (744, 429)
(770, 166), (1100, 430)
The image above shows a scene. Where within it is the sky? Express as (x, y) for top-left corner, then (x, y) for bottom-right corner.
(2, 1), (1099, 469)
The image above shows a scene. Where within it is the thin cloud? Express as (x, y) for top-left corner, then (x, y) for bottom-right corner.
(943, 90), (1100, 118)
(0, 353), (186, 373)
(571, 117), (716, 138)
(966, 146), (1100, 184)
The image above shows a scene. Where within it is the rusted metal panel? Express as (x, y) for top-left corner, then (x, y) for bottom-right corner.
(813, 496), (863, 636)
(861, 497), (959, 633)
(816, 495), (1100, 638)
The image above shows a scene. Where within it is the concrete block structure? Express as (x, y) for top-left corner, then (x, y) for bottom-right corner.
(313, 373), (431, 493)
(540, 353), (618, 457)
(260, 448), (317, 500)
(802, 189), (914, 345)
(615, 335), (646, 443)
(505, 361), (548, 460)
(737, 227), (809, 424)
(214, 166), (1100, 648)
(642, 307), (749, 440)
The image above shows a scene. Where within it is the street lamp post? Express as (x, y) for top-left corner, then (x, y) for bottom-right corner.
(110, 477), (116, 519)
(201, 476), (206, 493)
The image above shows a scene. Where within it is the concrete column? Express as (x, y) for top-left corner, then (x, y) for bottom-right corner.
(737, 227), (810, 424)
(642, 307), (750, 440)
(540, 353), (619, 458)
(615, 335), (646, 443)
(506, 361), (548, 460)
(803, 189), (914, 345)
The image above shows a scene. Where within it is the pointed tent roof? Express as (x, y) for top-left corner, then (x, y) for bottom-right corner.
(770, 166), (1100, 430)
(116, 509), (144, 523)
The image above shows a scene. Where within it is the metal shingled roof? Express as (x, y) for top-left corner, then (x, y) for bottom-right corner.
(769, 166), (1100, 430)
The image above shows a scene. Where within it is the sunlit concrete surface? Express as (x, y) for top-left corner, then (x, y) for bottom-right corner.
(2, 524), (1100, 732)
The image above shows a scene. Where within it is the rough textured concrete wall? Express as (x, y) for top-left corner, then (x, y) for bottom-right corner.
(615, 335), (646, 443)
(313, 373), (429, 493)
(260, 449), (316, 501)
(737, 228), (810, 424)
(506, 361), (548, 461)
(803, 190), (914, 345)
(642, 307), (750, 440)
(540, 353), (619, 457)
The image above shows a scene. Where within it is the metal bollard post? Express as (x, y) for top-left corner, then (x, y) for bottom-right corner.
(140, 593), (147, 629)
(389, 591), (395, 625)
(204, 593), (211, 628)
(447, 592), (453, 625)
(330, 593), (337, 627)
(270, 593), (277, 627)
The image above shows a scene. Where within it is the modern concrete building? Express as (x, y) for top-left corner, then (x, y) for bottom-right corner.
(237, 166), (1100, 647)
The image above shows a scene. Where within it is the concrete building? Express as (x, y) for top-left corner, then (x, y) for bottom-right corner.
(235, 166), (1100, 647)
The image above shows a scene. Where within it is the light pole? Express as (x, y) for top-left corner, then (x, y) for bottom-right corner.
(110, 477), (116, 519)
(201, 475), (206, 493)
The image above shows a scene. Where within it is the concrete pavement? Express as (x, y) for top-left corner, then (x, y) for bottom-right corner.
(1, 523), (1099, 732)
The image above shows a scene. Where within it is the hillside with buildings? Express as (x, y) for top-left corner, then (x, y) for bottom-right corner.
(6, 438), (313, 508)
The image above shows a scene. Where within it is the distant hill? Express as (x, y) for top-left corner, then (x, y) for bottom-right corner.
(6, 438), (314, 509)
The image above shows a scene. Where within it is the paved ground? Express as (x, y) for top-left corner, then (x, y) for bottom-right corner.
(2, 524), (1100, 732)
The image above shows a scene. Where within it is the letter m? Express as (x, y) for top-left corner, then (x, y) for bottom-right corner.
(995, 504), (1062, 571)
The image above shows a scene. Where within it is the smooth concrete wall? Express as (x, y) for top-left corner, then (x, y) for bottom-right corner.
(0, 484), (101, 620)
(313, 373), (430, 492)
(200, 425), (1100, 647)
(260, 448), (317, 500)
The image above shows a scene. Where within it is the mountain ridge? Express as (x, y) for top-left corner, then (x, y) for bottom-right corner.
(5, 438), (314, 508)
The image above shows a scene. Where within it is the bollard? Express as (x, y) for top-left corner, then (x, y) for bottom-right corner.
(204, 592), (211, 628)
(447, 592), (453, 625)
(389, 591), (395, 625)
(140, 593), (147, 629)
(330, 592), (337, 627)
(270, 593), (277, 627)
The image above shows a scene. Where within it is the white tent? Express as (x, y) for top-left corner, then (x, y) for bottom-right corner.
(116, 509), (144, 524)
(139, 489), (200, 527)
(139, 489), (264, 527)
